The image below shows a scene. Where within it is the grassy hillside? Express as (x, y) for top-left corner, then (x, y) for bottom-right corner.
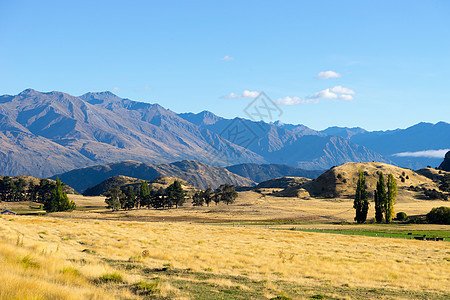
(303, 162), (441, 198)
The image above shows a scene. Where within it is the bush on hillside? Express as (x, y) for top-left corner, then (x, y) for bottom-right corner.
(396, 212), (407, 221)
(426, 207), (450, 224)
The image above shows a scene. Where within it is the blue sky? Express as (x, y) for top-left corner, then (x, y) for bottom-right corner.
(0, 0), (449, 131)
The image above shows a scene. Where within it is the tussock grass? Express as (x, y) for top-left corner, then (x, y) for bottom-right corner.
(0, 214), (448, 299)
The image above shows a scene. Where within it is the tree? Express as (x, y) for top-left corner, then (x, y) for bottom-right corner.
(150, 188), (166, 209)
(213, 187), (221, 205)
(27, 181), (38, 202)
(138, 181), (151, 208)
(215, 183), (238, 205)
(374, 172), (386, 223)
(44, 177), (75, 212)
(426, 207), (450, 224)
(14, 178), (27, 201)
(0, 176), (15, 202)
(123, 186), (136, 210)
(203, 185), (212, 207)
(38, 179), (56, 205)
(353, 170), (369, 223)
(192, 191), (204, 206)
(166, 180), (186, 208)
(385, 174), (397, 223)
(105, 187), (123, 211)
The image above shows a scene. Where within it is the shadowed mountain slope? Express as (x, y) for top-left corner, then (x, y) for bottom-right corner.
(225, 163), (323, 183)
(439, 151), (450, 171)
(83, 175), (198, 196)
(179, 111), (390, 169)
(52, 160), (255, 193)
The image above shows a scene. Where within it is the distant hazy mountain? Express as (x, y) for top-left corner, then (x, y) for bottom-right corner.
(1, 89), (444, 177)
(0, 89), (264, 177)
(320, 126), (367, 139)
(225, 163), (323, 183)
(179, 111), (389, 170)
(52, 160), (255, 193)
(342, 122), (450, 169)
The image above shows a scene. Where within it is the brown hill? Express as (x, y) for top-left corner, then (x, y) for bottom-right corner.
(255, 177), (311, 189)
(54, 160), (255, 193)
(83, 175), (198, 196)
(0, 175), (77, 194)
(302, 162), (440, 198)
(83, 175), (142, 196)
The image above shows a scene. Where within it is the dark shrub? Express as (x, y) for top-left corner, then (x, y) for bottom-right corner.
(396, 212), (407, 221)
(426, 207), (450, 224)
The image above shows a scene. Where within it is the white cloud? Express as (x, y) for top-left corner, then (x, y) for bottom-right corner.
(330, 85), (355, 95)
(317, 71), (341, 79)
(223, 90), (260, 99)
(143, 86), (151, 91)
(112, 87), (120, 92)
(276, 96), (319, 105)
(220, 55), (234, 61)
(309, 86), (355, 101)
(392, 149), (450, 158)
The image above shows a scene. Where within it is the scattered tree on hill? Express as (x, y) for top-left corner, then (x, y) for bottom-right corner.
(44, 178), (76, 212)
(203, 185), (213, 207)
(14, 178), (27, 201)
(215, 183), (238, 205)
(439, 174), (450, 192)
(374, 172), (386, 223)
(138, 181), (151, 208)
(27, 181), (38, 202)
(123, 186), (136, 210)
(105, 187), (123, 211)
(213, 188), (221, 205)
(353, 170), (369, 223)
(38, 179), (56, 205)
(150, 188), (167, 209)
(0, 176), (15, 201)
(426, 206), (450, 224)
(385, 174), (397, 223)
(192, 191), (204, 206)
(166, 180), (186, 208)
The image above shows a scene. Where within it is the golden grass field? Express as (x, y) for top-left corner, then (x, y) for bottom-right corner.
(0, 191), (449, 299)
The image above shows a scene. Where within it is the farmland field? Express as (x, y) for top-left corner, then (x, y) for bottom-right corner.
(1, 192), (449, 299)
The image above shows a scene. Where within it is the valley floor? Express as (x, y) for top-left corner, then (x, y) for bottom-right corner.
(0, 192), (448, 299)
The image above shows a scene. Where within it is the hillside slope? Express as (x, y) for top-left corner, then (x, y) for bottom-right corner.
(52, 160), (255, 193)
(83, 175), (198, 196)
(225, 163), (323, 182)
(302, 162), (440, 198)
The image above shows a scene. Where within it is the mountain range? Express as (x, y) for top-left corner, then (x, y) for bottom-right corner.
(0, 89), (448, 179)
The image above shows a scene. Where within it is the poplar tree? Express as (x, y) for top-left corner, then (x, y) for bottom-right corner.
(353, 170), (369, 223)
(375, 172), (386, 223)
(386, 174), (398, 223)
